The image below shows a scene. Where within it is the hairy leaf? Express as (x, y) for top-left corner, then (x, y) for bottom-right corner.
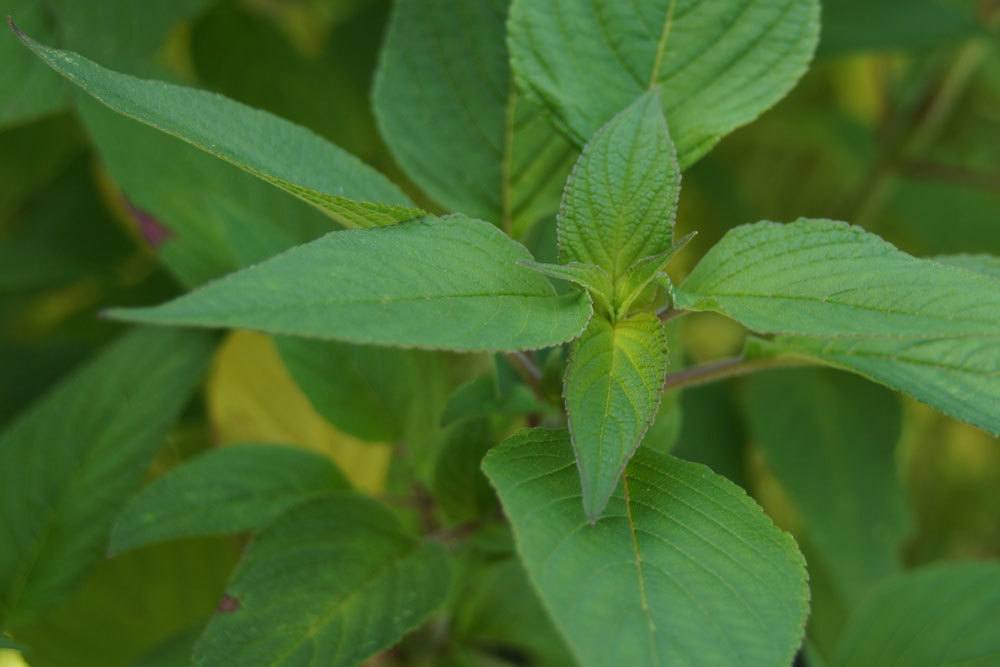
(676, 220), (1000, 434)
(373, 0), (575, 235)
(509, 0), (821, 166)
(558, 91), (680, 280)
(832, 563), (1000, 667)
(483, 429), (809, 667)
(0, 328), (214, 627)
(193, 495), (452, 667)
(108, 216), (593, 352)
(10, 24), (421, 228)
(743, 369), (910, 605)
(110, 445), (349, 554)
(564, 314), (669, 520)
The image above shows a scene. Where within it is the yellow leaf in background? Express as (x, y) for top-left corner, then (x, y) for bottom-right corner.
(207, 331), (391, 494)
(0, 650), (28, 667)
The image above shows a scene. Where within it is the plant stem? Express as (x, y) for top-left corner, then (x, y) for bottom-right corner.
(506, 351), (543, 386)
(661, 355), (810, 392)
(658, 307), (690, 324)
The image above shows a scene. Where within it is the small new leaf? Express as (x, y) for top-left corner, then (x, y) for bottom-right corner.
(614, 231), (695, 318)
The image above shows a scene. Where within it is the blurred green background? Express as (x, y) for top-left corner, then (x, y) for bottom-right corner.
(1, 0), (998, 665)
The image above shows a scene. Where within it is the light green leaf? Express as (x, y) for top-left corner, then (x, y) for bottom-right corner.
(110, 445), (349, 555)
(483, 429), (809, 667)
(558, 91), (680, 280)
(613, 232), (694, 318)
(193, 495), (452, 667)
(509, 0), (821, 166)
(934, 253), (1000, 279)
(831, 563), (1000, 667)
(519, 260), (615, 315)
(0, 328), (215, 628)
(10, 25), (421, 228)
(565, 313), (669, 520)
(676, 220), (1000, 435)
(373, 0), (575, 235)
(0, 2), (67, 128)
(743, 369), (910, 605)
(108, 215), (593, 353)
(277, 338), (450, 443)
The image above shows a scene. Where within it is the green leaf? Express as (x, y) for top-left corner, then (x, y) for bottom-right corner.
(108, 215), (593, 353)
(935, 253), (1000, 279)
(820, 0), (980, 56)
(676, 220), (1000, 435)
(0, 328), (215, 628)
(110, 445), (349, 555)
(373, 0), (575, 235)
(9, 538), (238, 667)
(193, 495), (453, 667)
(564, 313), (669, 520)
(482, 429), (809, 667)
(509, 0), (821, 166)
(9, 24), (421, 229)
(0, 0), (67, 128)
(519, 260), (615, 315)
(558, 91), (680, 281)
(277, 338), (450, 443)
(441, 370), (545, 427)
(432, 420), (498, 525)
(831, 563), (1000, 667)
(742, 369), (910, 604)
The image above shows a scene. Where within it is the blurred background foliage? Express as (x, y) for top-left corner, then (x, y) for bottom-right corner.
(1, 0), (998, 665)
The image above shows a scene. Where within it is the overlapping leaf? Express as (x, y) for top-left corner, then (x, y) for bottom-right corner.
(676, 219), (1000, 434)
(10, 25), (421, 228)
(193, 495), (452, 667)
(509, 0), (821, 166)
(483, 429), (809, 667)
(374, 0), (575, 235)
(108, 216), (593, 352)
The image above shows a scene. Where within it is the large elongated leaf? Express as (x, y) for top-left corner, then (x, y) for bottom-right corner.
(743, 369), (910, 615)
(9, 25), (421, 228)
(509, 0), (820, 166)
(373, 0), (575, 236)
(564, 314), (669, 520)
(110, 445), (349, 555)
(831, 563), (1000, 667)
(193, 495), (452, 667)
(108, 216), (593, 352)
(558, 91), (680, 280)
(483, 429), (809, 667)
(0, 328), (214, 627)
(676, 220), (1000, 434)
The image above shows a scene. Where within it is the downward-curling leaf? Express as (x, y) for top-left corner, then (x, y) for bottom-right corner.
(107, 216), (593, 352)
(564, 314), (669, 520)
(509, 0), (821, 166)
(832, 563), (1000, 667)
(676, 220), (1000, 434)
(193, 495), (452, 667)
(9, 23), (421, 228)
(483, 429), (809, 667)
(373, 0), (575, 235)
(0, 328), (214, 627)
(110, 445), (349, 555)
(558, 91), (680, 281)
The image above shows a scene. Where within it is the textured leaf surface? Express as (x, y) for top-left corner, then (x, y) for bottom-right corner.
(193, 495), (452, 667)
(373, 0), (575, 235)
(110, 445), (349, 554)
(509, 0), (820, 166)
(832, 563), (1000, 667)
(558, 91), (680, 279)
(743, 369), (910, 605)
(676, 220), (1000, 434)
(483, 429), (809, 667)
(564, 314), (669, 520)
(109, 216), (593, 352)
(11, 27), (421, 228)
(0, 328), (214, 627)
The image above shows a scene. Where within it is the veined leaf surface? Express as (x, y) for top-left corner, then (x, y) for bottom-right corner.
(483, 429), (809, 667)
(676, 220), (1000, 434)
(508, 0), (820, 166)
(108, 216), (593, 352)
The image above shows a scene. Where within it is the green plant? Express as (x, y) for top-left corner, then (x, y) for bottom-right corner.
(1, 1), (999, 666)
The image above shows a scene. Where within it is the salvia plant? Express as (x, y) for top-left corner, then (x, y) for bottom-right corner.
(1, 0), (999, 666)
